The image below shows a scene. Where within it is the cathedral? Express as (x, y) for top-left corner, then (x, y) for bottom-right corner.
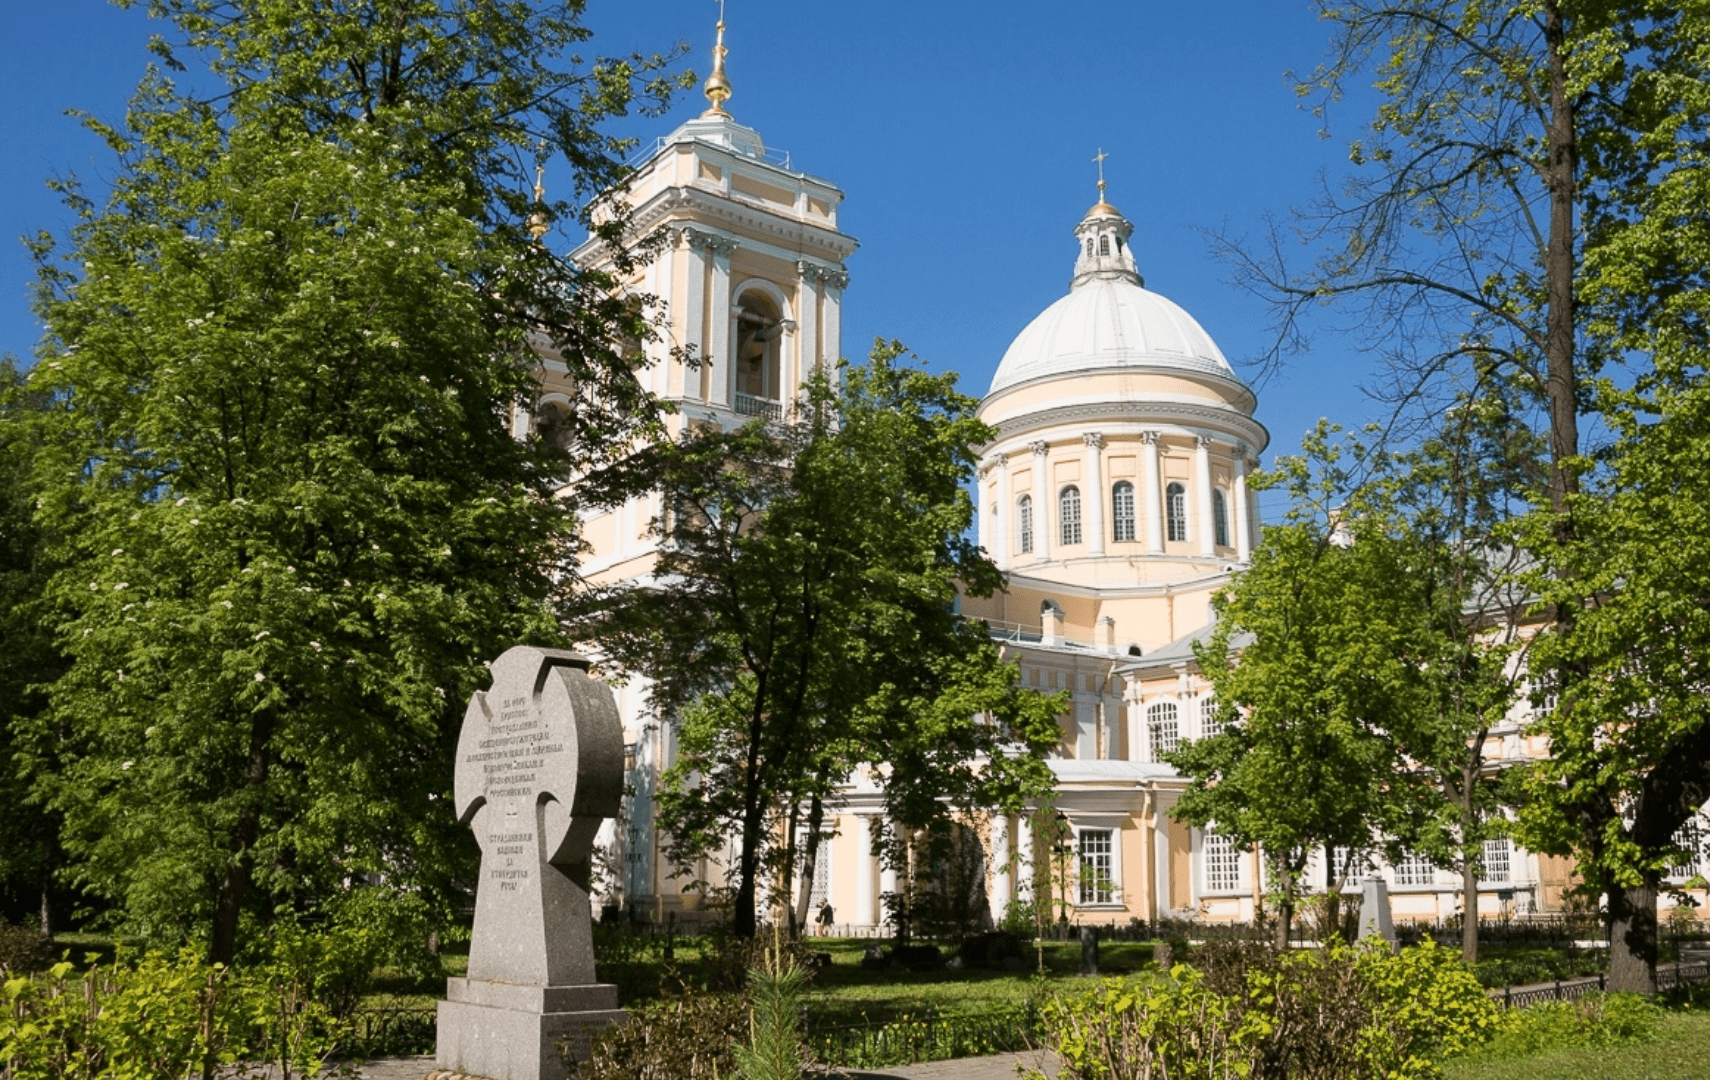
(558, 16), (1579, 932)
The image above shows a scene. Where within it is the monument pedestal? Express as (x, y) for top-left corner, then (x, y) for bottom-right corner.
(435, 978), (625, 1080)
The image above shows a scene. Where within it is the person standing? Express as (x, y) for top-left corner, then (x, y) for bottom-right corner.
(816, 899), (834, 937)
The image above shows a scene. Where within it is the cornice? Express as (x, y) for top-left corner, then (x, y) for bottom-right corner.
(983, 400), (1269, 454)
(639, 186), (857, 259)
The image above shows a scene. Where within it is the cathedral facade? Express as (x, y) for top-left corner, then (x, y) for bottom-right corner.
(561, 25), (1580, 931)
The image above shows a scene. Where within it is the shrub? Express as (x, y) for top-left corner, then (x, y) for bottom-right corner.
(0, 923), (54, 974)
(568, 991), (748, 1080)
(1032, 966), (1261, 1080)
(1032, 940), (1503, 1080)
(1473, 991), (1661, 1061)
(0, 950), (349, 1080)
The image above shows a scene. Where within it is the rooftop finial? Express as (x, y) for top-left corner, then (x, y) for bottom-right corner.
(702, 0), (733, 117)
(1087, 147), (1120, 218)
(529, 141), (549, 241)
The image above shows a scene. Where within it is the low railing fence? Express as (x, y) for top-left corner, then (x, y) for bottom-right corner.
(345, 1006), (437, 1058)
(807, 1004), (1040, 1070)
(1489, 960), (1710, 1008)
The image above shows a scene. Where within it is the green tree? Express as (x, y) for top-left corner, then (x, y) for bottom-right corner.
(1227, 0), (1710, 989)
(23, 0), (684, 964)
(577, 344), (1062, 939)
(1518, 101), (1710, 991)
(0, 357), (66, 933)
(1171, 426), (1411, 949)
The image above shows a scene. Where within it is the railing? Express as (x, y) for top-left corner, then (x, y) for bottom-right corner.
(625, 135), (794, 171)
(982, 618), (1043, 644)
(734, 392), (784, 421)
(808, 1005), (1040, 1069)
(1489, 961), (1710, 1008)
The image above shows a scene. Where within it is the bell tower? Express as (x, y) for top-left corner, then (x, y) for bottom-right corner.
(571, 11), (858, 430)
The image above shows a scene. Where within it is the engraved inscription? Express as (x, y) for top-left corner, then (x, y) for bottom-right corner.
(461, 694), (568, 799)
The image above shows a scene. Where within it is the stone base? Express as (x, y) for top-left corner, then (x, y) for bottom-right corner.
(435, 978), (625, 1080)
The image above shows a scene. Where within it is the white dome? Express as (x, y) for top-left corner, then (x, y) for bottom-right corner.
(990, 275), (1240, 395)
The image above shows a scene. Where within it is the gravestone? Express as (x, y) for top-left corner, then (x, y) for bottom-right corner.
(436, 646), (626, 1080)
(1078, 926), (1099, 976)
(1357, 877), (1397, 949)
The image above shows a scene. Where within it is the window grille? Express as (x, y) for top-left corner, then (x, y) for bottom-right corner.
(1078, 829), (1114, 904)
(1018, 495), (1034, 554)
(1671, 821), (1704, 880)
(1112, 481), (1135, 542)
(1480, 837), (1512, 883)
(1393, 851), (1435, 888)
(1213, 490), (1230, 547)
(1147, 700), (1180, 757)
(1205, 830), (1241, 893)
(1059, 485), (1082, 545)
(1198, 694), (1222, 738)
(1166, 482), (1187, 543)
(1098, 235), (1110, 256)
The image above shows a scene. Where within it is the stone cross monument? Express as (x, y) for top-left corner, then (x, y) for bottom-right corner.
(436, 646), (626, 1080)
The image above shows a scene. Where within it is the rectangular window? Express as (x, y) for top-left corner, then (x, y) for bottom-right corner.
(1393, 851), (1435, 888)
(1018, 497), (1034, 554)
(1147, 701), (1180, 757)
(1480, 837), (1511, 884)
(1205, 830), (1241, 893)
(1197, 694), (1222, 738)
(1671, 822), (1703, 880)
(1078, 829), (1114, 904)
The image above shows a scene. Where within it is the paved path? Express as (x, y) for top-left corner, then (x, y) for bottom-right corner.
(349, 1051), (1061, 1080)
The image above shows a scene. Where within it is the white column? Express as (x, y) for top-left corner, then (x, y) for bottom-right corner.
(1194, 435), (1216, 557)
(1155, 804), (1173, 917)
(794, 261), (821, 394)
(989, 814), (1011, 925)
(855, 815), (876, 926)
(1016, 814), (1035, 902)
(678, 229), (706, 401)
(822, 269), (847, 369)
(976, 464), (992, 558)
(707, 236), (736, 408)
(1233, 444), (1252, 561)
(1126, 687), (1144, 763)
(996, 454), (1013, 571)
(1141, 431), (1164, 553)
(1084, 432), (1106, 556)
(1030, 440), (1051, 562)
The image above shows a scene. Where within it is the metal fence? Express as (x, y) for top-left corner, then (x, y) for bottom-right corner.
(1490, 960), (1710, 1008)
(807, 1005), (1040, 1069)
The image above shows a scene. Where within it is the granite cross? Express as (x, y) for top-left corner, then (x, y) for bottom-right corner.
(453, 646), (624, 987)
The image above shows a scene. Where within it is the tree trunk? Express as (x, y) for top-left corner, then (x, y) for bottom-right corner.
(1275, 890), (1293, 950)
(209, 709), (277, 967)
(793, 791), (826, 935)
(1607, 881), (1660, 994)
(1540, 0), (1580, 514)
(1462, 857), (1480, 965)
(39, 882), (52, 941)
(1323, 844), (1342, 943)
(782, 800), (801, 939)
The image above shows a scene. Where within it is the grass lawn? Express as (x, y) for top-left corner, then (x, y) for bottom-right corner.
(1446, 1011), (1710, 1080)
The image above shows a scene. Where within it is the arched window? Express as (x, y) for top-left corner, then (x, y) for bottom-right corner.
(1084, 237), (1094, 258)
(1166, 482), (1188, 543)
(1115, 235), (1124, 253)
(1098, 235), (1111, 256)
(1112, 480), (1135, 543)
(1017, 495), (1034, 554)
(1213, 490), (1230, 547)
(1147, 700), (1179, 757)
(1059, 485), (1082, 545)
(735, 291), (784, 405)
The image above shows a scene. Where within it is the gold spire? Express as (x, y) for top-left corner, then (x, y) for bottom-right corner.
(528, 148), (549, 241)
(702, 0), (732, 117)
(1087, 147), (1121, 218)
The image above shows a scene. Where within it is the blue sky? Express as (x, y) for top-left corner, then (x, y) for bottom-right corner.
(0, 1), (1388, 518)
